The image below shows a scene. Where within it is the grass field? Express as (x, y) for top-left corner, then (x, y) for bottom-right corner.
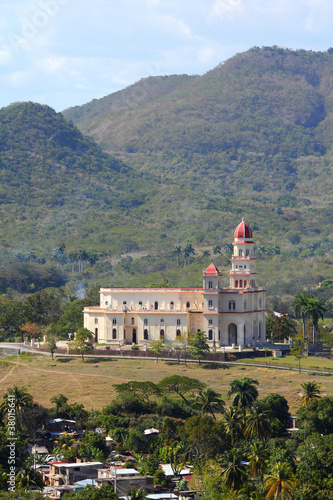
(0, 353), (332, 413)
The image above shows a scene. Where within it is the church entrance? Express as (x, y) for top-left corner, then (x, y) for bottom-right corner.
(132, 329), (137, 344)
(228, 323), (237, 345)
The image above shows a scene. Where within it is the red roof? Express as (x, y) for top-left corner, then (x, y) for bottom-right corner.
(234, 218), (253, 241)
(202, 263), (221, 276)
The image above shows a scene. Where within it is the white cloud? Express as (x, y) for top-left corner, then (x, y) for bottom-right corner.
(211, 0), (244, 20)
(157, 14), (193, 38)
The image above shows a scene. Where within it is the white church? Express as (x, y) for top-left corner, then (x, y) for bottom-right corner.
(83, 219), (266, 347)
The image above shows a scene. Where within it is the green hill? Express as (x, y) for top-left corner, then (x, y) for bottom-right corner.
(1, 49), (333, 313)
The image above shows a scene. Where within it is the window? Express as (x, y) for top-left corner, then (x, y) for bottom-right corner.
(239, 249), (243, 257)
(144, 318), (148, 325)
(259, 322), (262, 338)
(208, 281), (213, 289)
(131, 317), (135, 325)
(208, 329), (213, 340)
(139, 301), (142, 307)
(176, 329), (181, 336)
(160, 318), (164, 323)
(123, 301), (127, 304)
(112, 328), (117, 339)
(177, 319), (181, 326)
(229, 300), (235, 311)
(244, 265), (246, 269)
(218, 330), (221, 340)
(235, 280), (238, 288)
(239, 280), (243, 287)
(160, 329), (165, 339)
(236, 265), (238, 269)
(244, 301), (247, 310)
(105, 301), (108, 306)
(154, 301), (158, 310)
(186, 301), (190, 308)
(246, 249), (249, 256)
(259, 299), (262, 308)
(170, 301), (174, 310)
(144, 329), (148, 340)
(209, 319), (213, 325)
(95, 318), (98, 324)
(208, 300), (213, 308)
(244, 280), (247, 287)
(112, 318), (117, 325)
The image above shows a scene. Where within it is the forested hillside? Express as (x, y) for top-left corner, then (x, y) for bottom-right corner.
(1, 48), (333, 317)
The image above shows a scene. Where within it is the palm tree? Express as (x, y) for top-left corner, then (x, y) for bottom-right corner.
(53, 432), (76, 450)
(126, 487), (148, 499)
(184, 242), (195, 266)
(293, 292), (310, 339)
(228, 377), (259, 418)
(201, 250), (211, 258)
(222, 406), (243, 447)
(50, 393), (69, 416)
(247, 440), (268, 479)
(0, 386), (33, 423)
(213, 244), (221, 255)
(194, 388), (225, 420)
(15, 464), (44, 491)
(244, 403), (272, 442)
(173, 245), (182, 266)
(221, 449), (248, 491)
(264, 461), (299, 499)
(297, 381), (321, 406)
(304, 298), (326, 344)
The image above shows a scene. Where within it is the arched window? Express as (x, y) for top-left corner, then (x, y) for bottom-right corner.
(235, 280), (238, 288)
(160, 329), (165, 339)
(144, 329), (148, 340)
(259, 299), (262, 308)
(112, 318), (117, 325)
(208, 329), (213, 340)
(123, 301), (127, 304)
(154, 301), (158, 310)
(239, 249), (243, 257)
(246, 249), (249, 256)
(186, 301), (190, 308)
(239, 280), (243, 288)
(208, 281), (213, 289)
(170, 301), (174, 310)
(209, 319), (213, 325)
(208, 300), (213, 308)
(144, 318), (148, 325)
(112, 328), (117, 339)
(177, 319), (181, 325)
(229, 300), (235, 311)
(139, 301), (142, 308)
(244, 280), (247, 287)
(176, 329), (181, 336)
(131, 317), (135, 325)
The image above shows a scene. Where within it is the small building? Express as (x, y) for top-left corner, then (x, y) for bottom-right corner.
(96, 468), (154, 496)
(45, 461), (103, 486)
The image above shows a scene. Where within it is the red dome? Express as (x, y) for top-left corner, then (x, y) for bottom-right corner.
(202, 263), (221, 276)
(234, 218), (253, 241)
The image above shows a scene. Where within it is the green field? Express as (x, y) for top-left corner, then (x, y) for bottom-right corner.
(0, 353), (332, 413)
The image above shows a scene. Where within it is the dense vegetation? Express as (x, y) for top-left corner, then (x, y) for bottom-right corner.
(0, 375), (332, 498)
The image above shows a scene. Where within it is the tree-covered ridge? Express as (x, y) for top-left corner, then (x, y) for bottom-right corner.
(63, 47), (333, 194)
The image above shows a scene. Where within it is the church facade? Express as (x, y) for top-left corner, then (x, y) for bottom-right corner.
(83, 219), (266, 347)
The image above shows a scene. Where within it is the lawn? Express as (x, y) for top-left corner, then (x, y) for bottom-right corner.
(0, 353), (332, 413)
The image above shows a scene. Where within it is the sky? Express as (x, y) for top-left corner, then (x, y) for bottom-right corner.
(1, 0), (333, 112)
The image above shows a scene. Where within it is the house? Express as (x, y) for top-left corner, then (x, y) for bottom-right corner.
(45, 419), (77, 434)
(45, 461), (103, 486)
(96, 467), (154, 496)
(84, 219), (266, 346)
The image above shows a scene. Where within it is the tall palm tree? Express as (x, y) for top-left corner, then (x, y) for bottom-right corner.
(173, 245), (182, 266)
(15, 465), (44, 491)
(244, 403), (272, 442)
(264, 461), (299, 499)
(293, 292), (310, 339)
(222, 406), (243, 447)
(194, 388), (225, 420)
(221, 449), (248, 492)
(304, 298), (326, 344)
(0, 386), (33, 424)
(247, 440), (268, 479)
(184, 242), (195, 266)
(297, 381), (321, 407)
(228, 377), (259, 418)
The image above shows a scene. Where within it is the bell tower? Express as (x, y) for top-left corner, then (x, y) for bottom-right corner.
(229, 218), (257, 289)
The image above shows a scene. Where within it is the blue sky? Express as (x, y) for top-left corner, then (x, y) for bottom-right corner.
(1, 0), (333, 111)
